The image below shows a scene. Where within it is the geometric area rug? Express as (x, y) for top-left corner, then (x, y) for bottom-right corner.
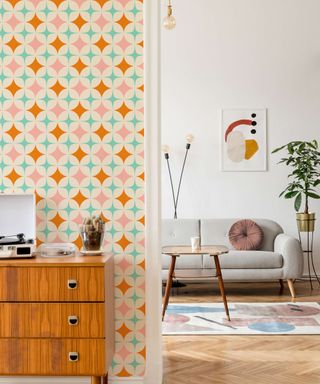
(162, 302), (320, 335)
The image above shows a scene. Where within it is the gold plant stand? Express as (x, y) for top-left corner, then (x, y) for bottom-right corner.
(297, 226), (320, 289)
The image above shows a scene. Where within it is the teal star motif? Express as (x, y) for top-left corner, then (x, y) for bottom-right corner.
(130, 29), (140, 40)
(43, 227), (51, 240)
(130, 313), (140, 325)
(42, 114), (51, 128)
(0, 50), (6, 61)
(108, 158), (117, 170)
(108, 50), (117, 61)
(19, 6), (29, 17)
(130, 227), (139, 237)
(41, 92), (50, 106)
(129, 50), (140, 60)
(0, 93), (6, 104)
(130, 93), (140, 105)
(109, 4), (118, 16)
(108, 137), (118, 148)
(19, 161), (29, 171)
(43, 203), (52, 216)
(42, 4), (52, 16)
(111, 360), (118, 371)
(43, 70), (52, 84)
(20, 135), (30, 148)
(130, 204), (140, 215)
(108, 93), (118, 105)
(131, 161), (140, 171)
(86, 183), (96, 193)
(130, 291), (140, 303)
(87, 205), (96, 216)
(65, 226), (74, 237)
(108, 116), (118, 127)
(131, 6), (141, 17)
(130, 337), (140, 348)
(108, 183), (118, 193)
(107, 204), (117, 215)
(130, 72), (141, 83)
(20, 183), (29, 193)
(129, 270), (139, 280)
(109, 70), (118, 83)
(64, 93), (73, 105)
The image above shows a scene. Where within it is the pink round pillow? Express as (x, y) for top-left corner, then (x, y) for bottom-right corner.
(228, 219), (264, 250)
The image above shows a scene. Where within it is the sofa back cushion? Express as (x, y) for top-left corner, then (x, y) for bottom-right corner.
(162, 219), (202, 270)
(162, 219), (200, 246)
(201, 218), (283, 251)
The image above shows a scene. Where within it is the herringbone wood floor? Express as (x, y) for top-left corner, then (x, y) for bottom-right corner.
(162, 280), (320, 384)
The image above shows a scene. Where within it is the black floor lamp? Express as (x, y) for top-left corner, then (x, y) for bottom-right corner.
(162, 134), (194, 219)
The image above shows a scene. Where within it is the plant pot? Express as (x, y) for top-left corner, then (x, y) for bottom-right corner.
(296, 212), (316, 232)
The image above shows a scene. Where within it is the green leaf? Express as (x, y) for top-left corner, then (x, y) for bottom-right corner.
(294, 193), (302, 212)
(306, 192), (320, 199)
(272, 145), (286, 154)
(284, 191), (299, 199)
(310, 140), (318, 149)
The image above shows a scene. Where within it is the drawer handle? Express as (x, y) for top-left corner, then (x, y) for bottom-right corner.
(67, 279), (78, 289)
(68, 315), (79, 326)
(68, 352), (79, 362)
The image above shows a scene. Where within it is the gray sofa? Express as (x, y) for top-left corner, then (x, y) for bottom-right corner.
(162, 219), (303, 297)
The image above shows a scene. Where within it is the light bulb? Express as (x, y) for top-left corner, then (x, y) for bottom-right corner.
(163, 15), (176, 30)
(162, 144), (170, 153)
(186, 134), (194, 143)
(163, 5), (176, 30)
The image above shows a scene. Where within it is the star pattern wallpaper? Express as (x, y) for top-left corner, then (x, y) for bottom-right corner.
(0, 0), (145, 377)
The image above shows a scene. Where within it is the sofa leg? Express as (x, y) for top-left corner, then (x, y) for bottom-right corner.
(287, 279), (296, 298)
(279, 279), (284, 290)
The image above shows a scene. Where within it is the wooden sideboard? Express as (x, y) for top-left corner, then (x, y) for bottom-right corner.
(0, 254), (114, 384)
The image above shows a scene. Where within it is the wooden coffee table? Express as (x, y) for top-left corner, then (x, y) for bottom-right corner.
(162, 245), (230, 321)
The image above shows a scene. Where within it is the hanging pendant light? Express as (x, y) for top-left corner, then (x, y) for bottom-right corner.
(163, 0), (176, 30)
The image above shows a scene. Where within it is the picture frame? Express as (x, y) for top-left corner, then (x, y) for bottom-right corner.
(221, 108), (267, 172)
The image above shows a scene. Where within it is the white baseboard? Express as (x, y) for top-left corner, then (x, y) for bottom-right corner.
(0, 376), (145, 384)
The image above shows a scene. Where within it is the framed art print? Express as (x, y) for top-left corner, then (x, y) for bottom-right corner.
(221, 108), (267, 172)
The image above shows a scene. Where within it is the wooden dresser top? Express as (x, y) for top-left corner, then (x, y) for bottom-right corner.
(0, 253), (112, 267)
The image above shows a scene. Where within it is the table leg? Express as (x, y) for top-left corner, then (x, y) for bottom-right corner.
(213, 255), (230, 321)
(91, 377), (101, 384)
(162, 255), (177, 321)
(102, 374), (108, 384)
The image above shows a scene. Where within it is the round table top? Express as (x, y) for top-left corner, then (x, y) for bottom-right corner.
(162, 245), (229, 256)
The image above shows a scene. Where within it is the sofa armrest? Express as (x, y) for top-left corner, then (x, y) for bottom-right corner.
(274, 234), (303, 279)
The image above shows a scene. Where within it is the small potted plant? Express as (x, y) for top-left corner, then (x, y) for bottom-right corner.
(272, 140), (320, 232)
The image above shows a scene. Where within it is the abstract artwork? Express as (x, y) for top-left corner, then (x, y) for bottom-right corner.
(163, 302), (320, 335)
(221, 109), (267, 171)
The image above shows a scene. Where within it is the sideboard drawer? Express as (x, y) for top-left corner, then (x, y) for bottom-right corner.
(0, 267), (105, 302)
(0, 339), (106, 375)
(0, 303), (105, 338)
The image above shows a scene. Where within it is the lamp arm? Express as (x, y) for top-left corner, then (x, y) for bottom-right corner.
(165, 156), (177, 219)
(174, 145), (190, 219)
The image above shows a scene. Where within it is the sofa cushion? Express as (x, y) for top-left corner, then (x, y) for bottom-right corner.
(200, 218), (283, 251)
(202, 251), (283, 269)
(229, 219), (264, 250)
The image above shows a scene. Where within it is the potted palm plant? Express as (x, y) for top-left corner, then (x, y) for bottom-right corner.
(272, 140), (320, 232)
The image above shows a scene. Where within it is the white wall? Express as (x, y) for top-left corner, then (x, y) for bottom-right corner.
(161, 0), (320, 271)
